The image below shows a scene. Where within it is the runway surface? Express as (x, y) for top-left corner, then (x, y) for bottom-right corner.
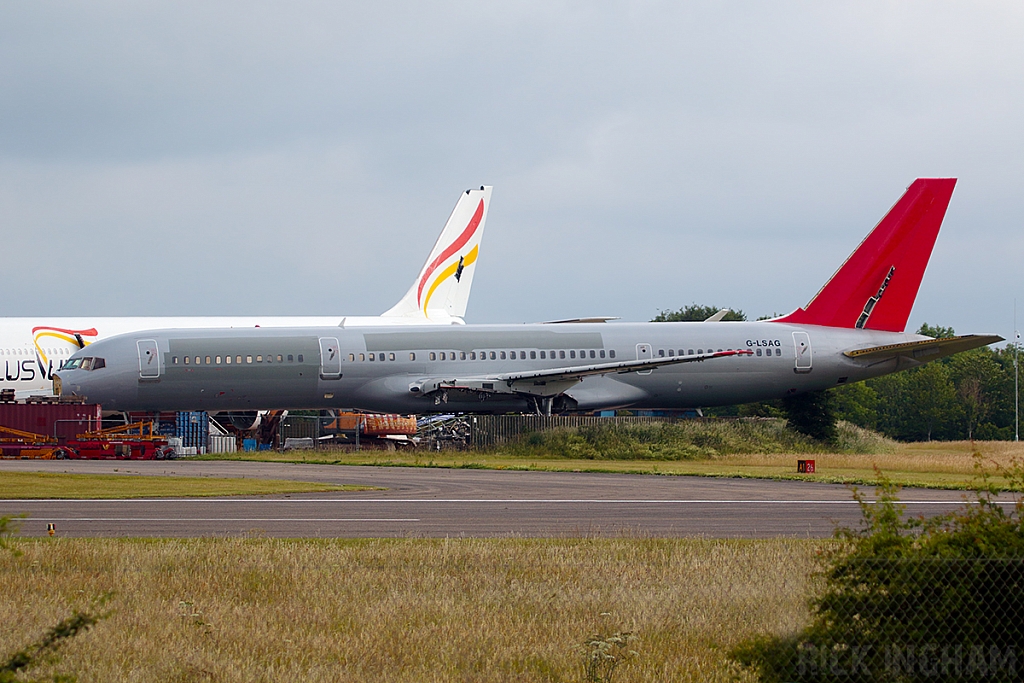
(0, 460), (993, 538)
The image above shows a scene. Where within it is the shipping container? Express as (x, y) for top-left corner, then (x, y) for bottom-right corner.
(0, 403), (102, 441)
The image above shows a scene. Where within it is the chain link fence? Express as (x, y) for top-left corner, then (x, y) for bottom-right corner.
(738, 557), (1024, 681)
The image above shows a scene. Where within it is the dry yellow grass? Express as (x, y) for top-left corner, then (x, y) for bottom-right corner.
(0, 538), (824, 682)
(207, 440), (1024, 490)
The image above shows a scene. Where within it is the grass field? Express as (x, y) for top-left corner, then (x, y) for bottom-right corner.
(0, 537), (824, 682)
(0, 472), (373, 499)
(202, 439), (1024, 490)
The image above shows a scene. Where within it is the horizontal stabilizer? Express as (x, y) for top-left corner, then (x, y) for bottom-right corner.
(844, 334), (1003, 363)
(540, 317), (620, 324)
(704, 309), (731, 322)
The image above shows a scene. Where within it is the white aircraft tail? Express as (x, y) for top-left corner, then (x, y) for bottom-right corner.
(381, 186), (492, 323)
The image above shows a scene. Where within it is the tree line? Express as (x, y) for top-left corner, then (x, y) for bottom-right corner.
(654, 305), (1019, 442)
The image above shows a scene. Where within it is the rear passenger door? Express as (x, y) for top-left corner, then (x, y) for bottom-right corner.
(319, 337), (342, 380)
(636, 343), (653, 375)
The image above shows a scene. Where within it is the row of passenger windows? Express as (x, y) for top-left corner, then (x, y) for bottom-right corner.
(172, 354), (304, 366)
(656, 348), (783, 357)
(2, 348), (74, 357)
(352, 349), (617, 362)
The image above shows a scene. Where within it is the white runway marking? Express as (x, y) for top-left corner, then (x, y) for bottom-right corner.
(1, 498), (999, 505)
(38, 518), (421, 523)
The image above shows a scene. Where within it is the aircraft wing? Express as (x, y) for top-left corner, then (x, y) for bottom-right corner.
(410, 349), (751, 398)
(844, 334), (1003, 363)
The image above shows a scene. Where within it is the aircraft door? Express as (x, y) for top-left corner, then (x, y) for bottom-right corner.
(319, 337), (342, 380)
(137, 339), (160, 379)
(636, 343), (653, 375)
(792, 332), (812, 373)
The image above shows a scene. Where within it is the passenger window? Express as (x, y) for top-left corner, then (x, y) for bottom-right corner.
(718, 349), (723, 353)
(776, 348), (782, 356)
(297, 355), (303, 363)
(246, 355), (253, 364)
(460, 352), (467, 360)
(600, 350), (606, 358)
(489, 351), (496, 360)
(173, 356), (179, 365)
(194, 356), (200, 365)
(206, 356), (212, 364)
(215, 356), (221, 364)
(756, 349), (762, 356)
(678, 349), (684, 356)
(409, 353), (416, 361)
(540, 351), (546, 359)
(235, 356), (242, 364)
(348, 354), (355, 362)
(550, 350), (556, 359)
(389, 353), (396, 361)
(589, 350), (596, 359)
(184, 356), (190, 365)
(658, 349), (665, 357)
(470, 352), (476, 360)
(569, 350), (576, 359)
(511, 351), (517, 360)
(289, 355), (295, 362)
(256, 355), (263, 363)
(530, 351), (537, 359)
(688, 349), (694, 355)
(609, 350), (615, 359)
(668, 349), (674, 357)
(225, 356), (232, 364)
(369, 353), (375, 361)
(277, 355), (283, 362)
(430, 352), (436, 361)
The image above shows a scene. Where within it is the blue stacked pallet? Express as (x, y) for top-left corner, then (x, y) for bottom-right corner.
(175, 411), (209, 451)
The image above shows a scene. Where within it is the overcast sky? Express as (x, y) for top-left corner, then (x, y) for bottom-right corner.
(2, 2), (1022, 339)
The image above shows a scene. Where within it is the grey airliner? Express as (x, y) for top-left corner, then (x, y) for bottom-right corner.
(54, 179), (1001, 415)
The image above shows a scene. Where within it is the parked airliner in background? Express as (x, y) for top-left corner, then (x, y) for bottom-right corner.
(2, 186), (491, 398)
(56, 179), (1001, 415)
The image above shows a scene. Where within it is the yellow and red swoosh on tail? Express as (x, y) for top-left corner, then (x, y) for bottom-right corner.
(416, 198), (484, 313)
(32, 326), (99, 365)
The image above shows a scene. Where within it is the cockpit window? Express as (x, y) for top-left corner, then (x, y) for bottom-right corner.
(63, 357), (105, 371)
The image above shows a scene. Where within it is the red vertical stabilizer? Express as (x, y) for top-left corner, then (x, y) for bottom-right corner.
(773, 178), (956, 332)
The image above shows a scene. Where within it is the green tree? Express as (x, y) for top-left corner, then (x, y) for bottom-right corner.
(874, 362), (962, 441)
(782, 390), (837, 443)
(949, 348), (1013, 440)
(832, 382), (878, 430)
(652, 304), (746, 322)
(917, 322), (956, 338)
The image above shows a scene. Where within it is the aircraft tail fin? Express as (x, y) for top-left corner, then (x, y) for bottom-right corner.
(773, 178), (956, 332)
(381, 186), (492, 322)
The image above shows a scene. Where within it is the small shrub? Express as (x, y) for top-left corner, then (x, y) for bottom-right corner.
(733, 459), (1024, 681)
(580, 630), (638, 683)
